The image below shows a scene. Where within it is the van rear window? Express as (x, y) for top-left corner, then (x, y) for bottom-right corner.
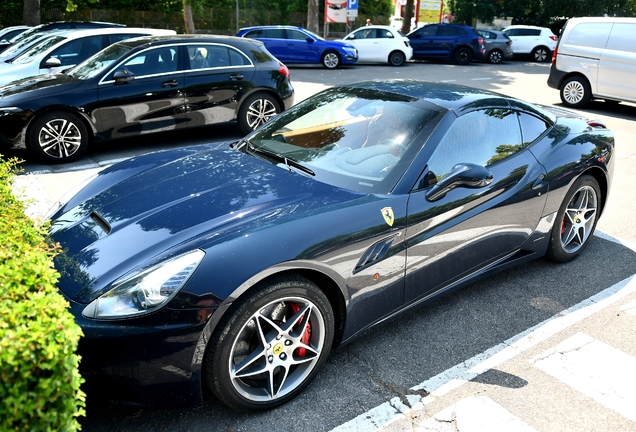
(565, 23), (612, 49)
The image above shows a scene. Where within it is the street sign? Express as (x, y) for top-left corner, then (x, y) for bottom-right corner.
(347, 0), (358, 17)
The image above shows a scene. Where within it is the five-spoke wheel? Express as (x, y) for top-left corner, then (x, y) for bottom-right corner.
(321, 51), (341, 69)
(205, 276), (334, 411)
(547, 175), (601, 263)
(531, 46), (550, 62)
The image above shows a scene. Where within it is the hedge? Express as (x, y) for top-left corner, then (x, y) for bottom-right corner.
(0, 157), (86, 431)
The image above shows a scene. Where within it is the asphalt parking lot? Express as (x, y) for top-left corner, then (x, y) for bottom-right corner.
(9, 59), (636, 431)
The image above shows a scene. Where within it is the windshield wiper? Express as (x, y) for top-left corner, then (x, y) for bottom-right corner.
(247, 143), (315, 176)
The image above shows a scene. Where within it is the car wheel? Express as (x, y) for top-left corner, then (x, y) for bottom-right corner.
(237, 93), (281, 135)
(28, 111), (89, 163)
(321, 50), (340, 69)
(546, 175), (601, 263)
(205, 275), (335, 411)
(488, 49), (503, 64)
(531, 46), (550, 62)
(453, 47), (472, 65)
(560, 76), (592, 108)
(388, 50), (405, 66)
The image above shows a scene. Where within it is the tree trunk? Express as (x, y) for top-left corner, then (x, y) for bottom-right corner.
(402, 0), (414, 35)
(23, 0), (40, 26)
(307, 0), (319, 33)
(183, 0), (196, 34)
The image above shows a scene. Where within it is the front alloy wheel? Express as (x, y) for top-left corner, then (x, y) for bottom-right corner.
(238, 93), (281, 135)
(206, 276), (334, 411)
(322, 51), (340, 69)
(28, 111), (89, 163)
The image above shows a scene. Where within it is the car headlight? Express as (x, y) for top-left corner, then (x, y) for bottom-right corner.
(0, 106), (22, 117)
(82, 249), (206, 320)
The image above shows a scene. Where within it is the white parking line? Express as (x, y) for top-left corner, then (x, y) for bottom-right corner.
(419, 395), (538, 432)
(533, 333), (636, 422)
(331, 233), (636, 432)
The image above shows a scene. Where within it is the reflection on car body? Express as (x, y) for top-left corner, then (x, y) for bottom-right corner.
(46, 80), (614, 411)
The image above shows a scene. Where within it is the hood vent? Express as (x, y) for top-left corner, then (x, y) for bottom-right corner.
(90, 211), (111, 235)
(354, 235), (397, 273)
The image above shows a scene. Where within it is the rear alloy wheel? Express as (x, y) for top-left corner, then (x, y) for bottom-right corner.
(488, 49), (503, 64)
(28, 111), (89, 163)
(560, 76), (592, 108)
(238, 93), (281, 135)
(321, 51), (340, 69)
(388, 51), (406, 66)
(205, 275), (334, 411)
(531, 46), (550, 62)
(546, 175), (601, 263)
(453, 47), (472, 65)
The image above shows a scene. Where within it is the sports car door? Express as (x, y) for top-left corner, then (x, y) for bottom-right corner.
(404, 108), (548, 303)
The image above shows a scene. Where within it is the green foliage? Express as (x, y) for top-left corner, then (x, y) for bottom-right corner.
(0, 158), (86, 432)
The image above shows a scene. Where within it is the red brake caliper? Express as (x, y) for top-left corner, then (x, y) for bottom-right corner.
(290, 303), (311, 357)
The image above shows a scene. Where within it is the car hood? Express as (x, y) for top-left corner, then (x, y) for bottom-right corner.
(50, 144), (365, 303)
(0, 72), (80, 98)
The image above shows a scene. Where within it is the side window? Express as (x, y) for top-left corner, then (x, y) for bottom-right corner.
(245, 30), (263, 38)
(504, 29), (517, 37)
(118, 47), (178, 77)
(438, 26), (462, 36)
(187, 45), (213, 69)
(229, 47), (251, 66)
(287, 30), (309, 40)
(518, 112), (550, 146)
(263, 29), (286, 39)
(202, 45), (231, 68)
(50, 36), (103, 66)
(418, 25), (437, 37)
(426, 109), (522, 182)
(110, 33), (142, 43)
(360, 28), (377, 39)
(380, 30), (394, 39)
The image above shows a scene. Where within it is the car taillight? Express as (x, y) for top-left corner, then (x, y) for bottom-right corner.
(477, 37), (484, 44)
(507, 40), (512, 46)
(279, 63), (290, 78)
(550, 35), (558, 41)
(551, 46), (558, 64)
(587, 119), (607, 129)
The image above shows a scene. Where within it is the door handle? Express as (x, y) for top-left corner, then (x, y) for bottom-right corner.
(229, 73), (244, 81)
(161, 79), (179, 88)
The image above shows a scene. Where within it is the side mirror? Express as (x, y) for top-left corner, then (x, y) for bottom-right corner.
(44, 57), (62, 68)
(306, 37), (314, 43)
(410, 33), (421, 39)
(113, 69), (135, 84)
(426, 163), (493, 202)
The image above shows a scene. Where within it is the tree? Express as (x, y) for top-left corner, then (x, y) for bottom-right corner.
(183, 0), (196, 33)
(307, 0), (319, 33)
(402, 0), (413, 34)
(23, 0), (40, 25)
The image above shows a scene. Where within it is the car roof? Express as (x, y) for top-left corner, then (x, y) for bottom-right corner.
(239, 25), (307, 31)
(347, 80), (513, 113)
(115, 34), (262, 48)
(503, 25), (545, 30)
(42, 27), (176, 40)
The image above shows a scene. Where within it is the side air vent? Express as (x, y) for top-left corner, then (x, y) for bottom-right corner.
(90, 211), (111, 235)
(354, 235), (397, 273)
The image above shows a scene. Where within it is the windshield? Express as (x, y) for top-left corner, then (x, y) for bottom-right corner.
(11, 35), (66, 65)
(68, 43), (133, 80)
(242, 87), (443, 194)
(0, 32), (54, 60)
(304, 29), (325, 41)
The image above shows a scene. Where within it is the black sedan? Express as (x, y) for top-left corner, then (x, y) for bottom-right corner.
(0, 35), (294, 163)
(47, 80), (614, 411)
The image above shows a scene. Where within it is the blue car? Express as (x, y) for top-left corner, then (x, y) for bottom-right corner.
(236, 25), (358, 69)
(407, 23), (486, 65)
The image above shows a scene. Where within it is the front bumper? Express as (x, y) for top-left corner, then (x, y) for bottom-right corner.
(0, 107), (32, 149)
(63, 293), (218, 406)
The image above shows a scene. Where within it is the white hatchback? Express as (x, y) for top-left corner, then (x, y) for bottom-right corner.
(342, 25), (413, 66)
(502, 25), (557, 62)
(0, 27), (175, 86)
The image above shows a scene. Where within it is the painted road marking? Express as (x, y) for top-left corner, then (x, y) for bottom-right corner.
(532, 332), (636, 422)
(332, 233), (636, 432)
(419, 395), (538, 432)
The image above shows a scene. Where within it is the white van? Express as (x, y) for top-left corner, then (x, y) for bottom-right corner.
(547, 17), (636, 108)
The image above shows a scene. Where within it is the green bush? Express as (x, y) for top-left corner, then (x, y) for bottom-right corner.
(0, 158), (85, 431)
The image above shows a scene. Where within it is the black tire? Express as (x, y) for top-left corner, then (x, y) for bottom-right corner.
(388, 50), (406, 66)
(28, 111), (89, 163)
(488, 49), (503, 64)
(546, 175), (601, 263)
(205, 275), (335, 411)
(531, 46), (550, 62)
(560, 76), (592, 108)
(237, 93), (281, 135)
(453, 47), (472, 65)
(321, 50), (340, 69)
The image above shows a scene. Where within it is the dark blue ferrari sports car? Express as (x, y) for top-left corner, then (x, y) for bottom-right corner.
(47, 80), (614, 411)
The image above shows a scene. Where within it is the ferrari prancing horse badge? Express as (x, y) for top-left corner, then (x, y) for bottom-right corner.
(381, 207), (394, 226)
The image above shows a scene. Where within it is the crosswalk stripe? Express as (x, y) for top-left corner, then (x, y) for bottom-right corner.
(419, 395), (538, 432)
(532, 332), (636, 422)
